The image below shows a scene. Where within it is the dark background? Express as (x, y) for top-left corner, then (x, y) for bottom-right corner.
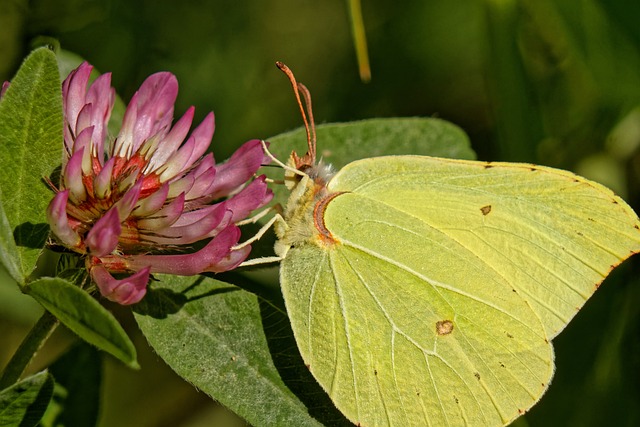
(1, 0), (639, 425)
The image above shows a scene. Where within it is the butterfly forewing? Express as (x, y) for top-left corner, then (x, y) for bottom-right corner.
(327, 156), (640, 339)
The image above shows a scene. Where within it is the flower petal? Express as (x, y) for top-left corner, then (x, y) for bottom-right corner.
(133, 182), (170, 216)
(85, 73), (115, 161)
(205, 245), (251, 273)
(120, 72), (178, 155)
(206, 139), (268, 199)
(145, 107), (195, 172)
(157, 135), (196, 183)
(72, 126), (94, 174)
(224, 175), (274, 223)
(46, 190), (82, 249)
(114, 179), (143, 221)
(183, 112), (214, 170)
(137, 192), (185, 230)
(125, 224), (242, 275)
(64, 147), (87, 203)
(143, 204), (230, 245)
(91, 264), (149, 305)
(184, 164), (216, 202)
(94, 156), (115, 199)
(113, 91), (139, 158)
(203, 225), (249, 272)
(62, 62), (92, 142)
(166, 173), (195, 199)
(85, 208), (121, 257)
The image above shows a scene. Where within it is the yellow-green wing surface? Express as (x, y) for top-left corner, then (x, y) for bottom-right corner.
(326, 156), (640, 339)
(279, 156), (640, 427)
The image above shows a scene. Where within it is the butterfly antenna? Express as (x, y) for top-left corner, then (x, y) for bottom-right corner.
(297, 82), (317, 164)
(276, 61), (316, 166)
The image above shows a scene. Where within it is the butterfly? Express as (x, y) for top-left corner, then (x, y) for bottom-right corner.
(248, 62), (640, 426)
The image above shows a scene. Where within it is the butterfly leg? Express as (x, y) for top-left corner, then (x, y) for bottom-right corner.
(235, 205), (279, 226)
(234, 211), (290, 267)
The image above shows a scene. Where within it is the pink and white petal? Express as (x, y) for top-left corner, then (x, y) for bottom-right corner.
(127, 224), (241, 275)
(46, 190), (82, 249)
(75, 102), (94, 138)
(166, 173), (195, 199)
(224, 176), (273, 223)
(206, 139), (268, 199)
(184, 166), (216, 201)
(143, 205), (230, 245)
(146, 107), (195, 172)
(182, 112), (214, 168)
(85, 73), (115, 158)
(171, 202), (220, 227)
(136, 134), (163, 165)
(63, 126), (75, 163)
(85, 208), (121, 257)
(94, 156), (115, 199)
(202, 224), (247, 272)
(131, 72), (178, 151)
(205, 245), (251, 273)
(91, 265), (149, 305)
(73, 126), (94, 174)
(132, 183), (170, 217)
(63, 147), (87, 203)
(191, 153), (214, 179)
(114, 91), (139, 158)
(116, 166), (141, 194)
(114, 179), (143, 221)
(177, 178), (271, 228)
(62, 62), (92, 138)
(157, 135), (195, 183)
(137, 192), (185, 230)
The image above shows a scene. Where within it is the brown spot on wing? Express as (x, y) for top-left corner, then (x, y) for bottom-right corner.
(480, 205), (492, 216)
(436, 320), (454, 335)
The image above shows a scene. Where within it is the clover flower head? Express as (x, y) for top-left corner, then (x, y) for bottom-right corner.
(47, 62), (272, 304)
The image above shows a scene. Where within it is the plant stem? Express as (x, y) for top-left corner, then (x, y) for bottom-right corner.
(0, 310), (59, 389)
(347, 0), (371, 82)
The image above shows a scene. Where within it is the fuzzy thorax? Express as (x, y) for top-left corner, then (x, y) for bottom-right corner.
(275, 160), (338, 257)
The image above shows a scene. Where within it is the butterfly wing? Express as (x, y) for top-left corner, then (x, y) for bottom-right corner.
(327, 155), (640, 339)
(281, 228), (552, 426)
(280, 155), (640, 427)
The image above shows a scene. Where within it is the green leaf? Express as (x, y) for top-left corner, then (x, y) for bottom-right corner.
(0, 47), (63, 281)
(26, 277), (138, 368)
(268, 117), (474, 167)
(0, 191), (21, 284)
(0, 370), (54, 427)
(134, 275), (323, 427)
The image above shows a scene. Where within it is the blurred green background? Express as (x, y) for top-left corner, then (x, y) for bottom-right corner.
(1, 0), (639, 426)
